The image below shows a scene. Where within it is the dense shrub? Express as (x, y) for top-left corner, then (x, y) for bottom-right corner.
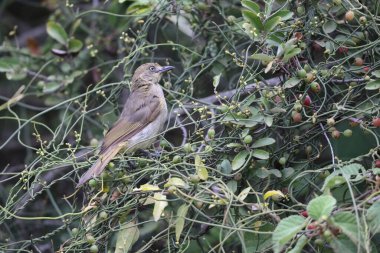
(0, 0), (379, 252)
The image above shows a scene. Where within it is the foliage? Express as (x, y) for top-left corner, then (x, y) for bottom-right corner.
(0, 0), (380, 252)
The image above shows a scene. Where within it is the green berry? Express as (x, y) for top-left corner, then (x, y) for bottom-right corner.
(243, 135), (253, 144)
(89, 179), (98, 188)
(71, 228), (79, 236)
(297, 69), (307, 78)
(279, 157), (287, 165)
(172, 155), (181, 164)
(207, 128), (215, 139)
(86, 234), (96, 244)
(99, 211), (108, 220)
(343, 129), (352, 137)
(184, 143), (193, 153)
(89, 245), (99, 253)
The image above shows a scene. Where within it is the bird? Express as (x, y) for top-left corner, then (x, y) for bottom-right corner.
(77, 63), (174, 187)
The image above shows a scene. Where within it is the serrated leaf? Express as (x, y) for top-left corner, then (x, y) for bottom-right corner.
(251, 137), (275, 148)
(287, 235), (308, 253)
(307, 195), (336, 220)
(323, 20), (337, 34)
(46, 21), (68, 45)
(272, 215), (306, 253)
(340, 163), (365, 181)
(252, 149), (270, 159)
(68, 38), (83, 53)
(175, 204), (189, 242)
(365, 80), (380, 90)
(242, 10), (263, 32)
(241, 0), (260, 13)
(332, 212), (360, 243)
(237, 187), (251, 202)
(195, 155), (208, 180)
(232, 150), (249, 171)
(284, 77), (301, 89)
(366, 202), (380, 234)
(153, 193), (168, 222)
(322, 175), (346, 191)
(115, 221), (140, 253)
(164, 177), (188, 188)
(250, 53), (274, 62)
(264, 16), (281, 32)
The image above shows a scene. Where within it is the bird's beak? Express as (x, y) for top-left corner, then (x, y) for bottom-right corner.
(156, 66), (174, 73)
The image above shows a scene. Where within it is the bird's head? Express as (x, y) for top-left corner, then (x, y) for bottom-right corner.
(131, 63), (174, 91)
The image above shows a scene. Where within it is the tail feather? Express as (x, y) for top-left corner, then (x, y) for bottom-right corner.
(77, 146), (123, 187)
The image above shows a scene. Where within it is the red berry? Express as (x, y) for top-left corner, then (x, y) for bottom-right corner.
(331, 130), (340, 139)
(300, 210), (309, 217)
(292, 112), (302, 123)
(375, 160), (380, 168)
(312, 42), (322, 52)
(307, 224), (317, 230)
(338, 47), (348, 54)
(372, 117), (380, 127)
(363, 66), (370, 72)
(303, 95), (312, 107)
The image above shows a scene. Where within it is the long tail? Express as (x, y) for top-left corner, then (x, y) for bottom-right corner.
(77, 146), (123, 187)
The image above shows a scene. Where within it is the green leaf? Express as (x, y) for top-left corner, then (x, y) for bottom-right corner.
(283, 48), (302, 62)
(264, 115), (273, 127)
(232, 150), (249, 171)
(220, 159), (232, 174)
(68, 38), (83, 53)
(250, 53), (274, 62)
(323, 20), (337, 34)
(283, 77), (301, 89)
(46, 21), (68, 45)
(272, 215), (306, 253)
(332, 212), (360, 243)
(241, 0), (260, 13)
(252, 149), (270, 159)
(0, 58), (19, 72)
(5, 67), (27, 80)
(127, 2), (154, 15)
(195, 155), (208, 180)
(322, 175), (346, 191)
(175, 204), (189, 243)
(273, 10), (293, 21)
(365, 80), (380, 90)
(307, 195), (336, 220)
(371, 70), (380, 78)
(227, 180), (237, 193)
(164, 177), (188, 188)
(330, 235), (359, 253)
(366, 202), (380, 234)
(242, 10), (263, 32)
(115, 221), (140, 253)
(340, 163), (365, 181)
(251, 137), (275, 148)
(287, 235), (308, 253)
(152, 193), (168, 222)
(264, 16), (281, 32)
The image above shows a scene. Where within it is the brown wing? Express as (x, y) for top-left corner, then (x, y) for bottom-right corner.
(100, 91), (162, 152)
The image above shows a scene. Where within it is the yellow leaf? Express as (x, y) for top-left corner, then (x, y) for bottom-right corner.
(133, 184), (160, 192)
(237, 187), (251, 202)
(175, 204), (189, 242)
(263, 190), (285, 201)
(152, 193), (168, 222)
(195, 155), (208, 180)
(164, 177), (188, 188)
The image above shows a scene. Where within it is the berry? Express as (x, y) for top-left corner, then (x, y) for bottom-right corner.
(303, 95), (311, 107)
(300, 210), (308, 217)
(305, 72), (315, 83)
(292, 112), (302, 123)
(89, 179), (98, 188)
(310, 82), (321, 93)
(343, 129), (353, 137)
(359, 16), (367, 24)
(372, 117), (380, 127)
(354, 57), (364, 66)
(345, 10), (355, 22)
(71, 228), (79, 236)
(279, 157), (287, 165)
(90, 245), (99, 253)
(86, 234), (96, 244)
(331, 130), (340, 139)
(99, 211), (108, 220)
(333, 0), (342, 5)
(363, 66), (370, 72)
(189, 174), (200, 184)
(327, 118), (335, 127)
(338, 47), (348, 54)
(172, 155), (181, 164)
(297, 69), (307, 78)
(375, 160), (380, 168)
(184, 143), (193, 153)
(243, 135), (253, 144)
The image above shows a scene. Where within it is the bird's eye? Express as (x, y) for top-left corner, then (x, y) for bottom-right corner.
(149, 66), (155, 72)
